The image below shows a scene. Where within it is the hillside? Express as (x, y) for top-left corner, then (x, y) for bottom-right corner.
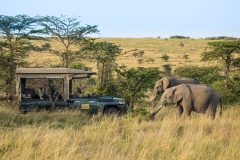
(27, 38), (218, 70)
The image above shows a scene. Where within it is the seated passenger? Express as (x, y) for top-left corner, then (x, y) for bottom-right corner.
(73, 87), (82, 97)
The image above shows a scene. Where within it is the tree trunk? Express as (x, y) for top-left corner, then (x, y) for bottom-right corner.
(224, 56), (231, 89)
(64, 56), (69, 68)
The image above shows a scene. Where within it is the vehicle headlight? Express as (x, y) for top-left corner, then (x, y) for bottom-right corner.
(119, 100), (125, 105)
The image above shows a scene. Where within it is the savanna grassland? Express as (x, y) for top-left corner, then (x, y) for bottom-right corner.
(27, 38), (219, 70)
(1, 38), (240, 160)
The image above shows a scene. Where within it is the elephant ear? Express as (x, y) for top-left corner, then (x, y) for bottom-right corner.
(162, 77), (170, 91)
(172, 88), (183, 103)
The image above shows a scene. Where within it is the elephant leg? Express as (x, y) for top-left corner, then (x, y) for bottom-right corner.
(207, 104), (217, 120)
(183, 108), (192, 117)
(176, 105), (183, 118)
(182, 101), (192, 118)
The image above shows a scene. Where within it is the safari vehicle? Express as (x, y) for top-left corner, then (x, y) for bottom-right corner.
(16, 68), (127, 114)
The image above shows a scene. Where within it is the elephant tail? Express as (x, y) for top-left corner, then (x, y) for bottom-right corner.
(219, 98), (223, 116)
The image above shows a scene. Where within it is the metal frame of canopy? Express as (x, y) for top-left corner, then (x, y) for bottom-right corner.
(16, 68), (96, 103)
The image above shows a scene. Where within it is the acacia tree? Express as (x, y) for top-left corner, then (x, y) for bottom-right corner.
(115, 67), (160, 109)
(0, 15), (38, 98)
(83, 41), (121, 94)
(39, 16), (98, 67)
(201, 41), (240, 88)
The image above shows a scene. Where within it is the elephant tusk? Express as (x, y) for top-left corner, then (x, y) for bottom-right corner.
(149, 105), (163, 118)
(145, 93), (157, 102)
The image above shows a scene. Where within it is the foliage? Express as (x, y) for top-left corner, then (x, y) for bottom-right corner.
(38, 15), (98, 67)
(145, 57), (155, 63)
(33, 43), (51, 52)
(169, 35), (190, 39)
(69, 62), (89, 70)
(137, 58), (144, 64)
(0, 15), (38, 97)
(132, 50), (144, 58)
(205, 36), (239, 40)
(127, 107), (150, 118)
(232, 57), (240, 67)
(183, 54), (189, 59)
(83, 41), (122, 94)
(179, 42), (184, 47)
(212, 80), (240, 104)
(138, 50), (145, 57)
(162, 64), (172, 75)
(174, 66), (222, 84)
(160, 53), (169, 62)
(201, 40), (240, 87)
(115, 67), (160, 109)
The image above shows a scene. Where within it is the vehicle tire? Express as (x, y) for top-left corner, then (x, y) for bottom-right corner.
(103, 107), (120, 115)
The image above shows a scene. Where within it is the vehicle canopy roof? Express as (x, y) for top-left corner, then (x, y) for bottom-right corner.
(16, 68), (96, 79)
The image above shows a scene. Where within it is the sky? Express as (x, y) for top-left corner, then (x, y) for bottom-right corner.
(1, 0), (240, 38)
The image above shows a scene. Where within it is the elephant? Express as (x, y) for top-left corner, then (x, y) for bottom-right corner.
(148, 77), (200, 101)
(150, 84), (222, 119)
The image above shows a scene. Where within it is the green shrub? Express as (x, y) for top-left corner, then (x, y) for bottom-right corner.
(115, 67), (160, 108)
(162, 64), (172, 75)
(212, 80), (240, 104)
(128, 107), (150, 118)
(169, 35), (190, 39)
(174, 66), (222, 84)
(205, 36), (239, 40)
(160, 54), (169, 62)
(70, 62), (87, 70)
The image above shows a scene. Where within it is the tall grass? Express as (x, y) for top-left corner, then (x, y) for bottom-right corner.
(1, 104), (240, 160)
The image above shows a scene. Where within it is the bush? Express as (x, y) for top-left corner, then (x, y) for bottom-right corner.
(137, 58), (144, 64)
(162, 64), (172, 75)
(179, 42), (184, 47)
(174, 66), (222, 84)
(128, 107), (150, 117)
(160, 54), (169, 62)
(205, 36), (239, 40)
(70, 62), (87, 70)
(146, 58), (155, 63)
(212, 80), (240, 104)
(183, 54), (189, 59)
(169, 35), (190, 39)
(115, 67), (160, 108)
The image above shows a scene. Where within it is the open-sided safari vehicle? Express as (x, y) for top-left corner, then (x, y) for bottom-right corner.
(16, 68), (127, 114)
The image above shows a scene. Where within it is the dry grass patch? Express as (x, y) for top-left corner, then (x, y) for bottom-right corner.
(27, 38), (219, 70)
(0, 104), (240, 160)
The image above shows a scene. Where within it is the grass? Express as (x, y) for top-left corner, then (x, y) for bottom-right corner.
(0, 103), (240, 160)
(27, 38), (219, 71)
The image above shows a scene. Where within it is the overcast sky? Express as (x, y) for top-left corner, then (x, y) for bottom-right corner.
(1, 0), (239, 38)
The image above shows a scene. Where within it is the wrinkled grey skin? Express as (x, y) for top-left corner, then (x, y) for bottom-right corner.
(151, 84), (222, 119)
(152, 77), (200, 96)
(149, 77), (200, 103)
